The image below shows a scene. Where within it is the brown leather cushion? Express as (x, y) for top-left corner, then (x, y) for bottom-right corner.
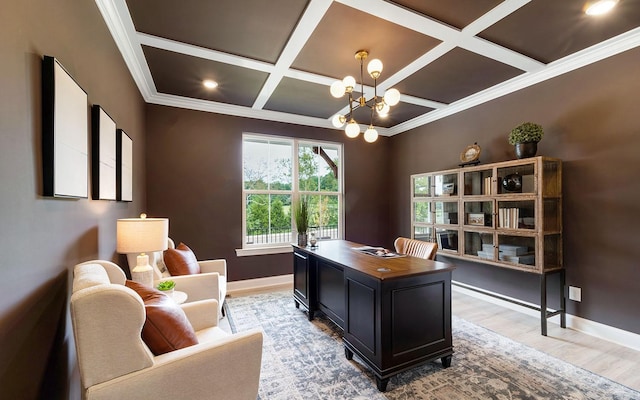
(163, 242), (201, 276)
(125, 280), (198, 355)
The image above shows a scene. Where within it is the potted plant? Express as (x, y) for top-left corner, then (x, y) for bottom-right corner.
(508, 122), (544, 159)
(293, 196), (309, 247)
(156, 280), (176, 296)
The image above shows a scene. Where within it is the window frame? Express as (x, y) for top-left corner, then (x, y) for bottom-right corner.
(238, 133), (344, 256)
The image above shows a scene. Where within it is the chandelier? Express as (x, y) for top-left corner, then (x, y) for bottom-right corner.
(330, 50), (401, 143)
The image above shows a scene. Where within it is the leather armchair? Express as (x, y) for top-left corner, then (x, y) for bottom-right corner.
(127, 238), (227, 316)
(71, 260), (262, 400)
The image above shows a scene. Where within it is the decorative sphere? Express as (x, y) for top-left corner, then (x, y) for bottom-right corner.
(502, 173), (522, 192)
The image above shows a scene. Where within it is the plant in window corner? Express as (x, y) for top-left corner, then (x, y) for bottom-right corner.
(508, 122), (544, 159)
(293, 196), (309, 247)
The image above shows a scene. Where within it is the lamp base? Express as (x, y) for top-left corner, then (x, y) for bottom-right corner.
(131, 253), (154, 287)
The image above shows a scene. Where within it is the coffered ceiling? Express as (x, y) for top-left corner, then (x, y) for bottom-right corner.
(96, 0), (640, 136)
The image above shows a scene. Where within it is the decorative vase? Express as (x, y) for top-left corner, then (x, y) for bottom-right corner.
(514, 142), (538, 159)
(297, 233), (308, 247)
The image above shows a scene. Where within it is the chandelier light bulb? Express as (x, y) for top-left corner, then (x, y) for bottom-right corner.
(364, 126), (379, 143)
(331, 114), (346, 128)
(330, 80), (346, 98)
(342, 76), (356, 92)
(345, 119), (360, 138)
(367, 59), (383, 79)
(383, 88), (401, 106)
(376, 102), (390, 117)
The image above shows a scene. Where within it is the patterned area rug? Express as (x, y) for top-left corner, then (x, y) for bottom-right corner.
(225, 290), (639, 400)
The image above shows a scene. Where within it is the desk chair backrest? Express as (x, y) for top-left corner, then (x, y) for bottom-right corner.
(394, 237), (438, 260)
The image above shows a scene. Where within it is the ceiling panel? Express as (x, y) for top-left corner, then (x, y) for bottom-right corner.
(479, 0), (640, 63)
(127, 0), (310, 63)
(264, 78), (346, 118)
(395, 48), (524, 103)
(143, 46), (269, 106)
(291, 2), (441, 79)
(389, 0), (504, 29)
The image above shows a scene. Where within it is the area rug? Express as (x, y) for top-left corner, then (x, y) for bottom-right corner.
(225, 290), (639, 400)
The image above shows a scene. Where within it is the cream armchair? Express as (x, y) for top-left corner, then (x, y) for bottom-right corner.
(127, 238), (227, 316)
(71, 260), (262, 400)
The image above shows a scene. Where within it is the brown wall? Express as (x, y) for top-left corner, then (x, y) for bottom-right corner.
(145, 104), (390, 281)
(0, 1), (146, 399)
(388, 47), (640, 335)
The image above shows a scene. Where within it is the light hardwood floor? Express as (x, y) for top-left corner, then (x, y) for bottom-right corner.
(452, 290), (640, 392)
(225, 285), (640, 392)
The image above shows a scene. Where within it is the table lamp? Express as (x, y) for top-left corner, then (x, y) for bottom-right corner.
(116, 213), (169, 287)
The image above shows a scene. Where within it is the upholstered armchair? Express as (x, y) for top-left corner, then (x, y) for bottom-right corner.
(71, 260), (262, 400)
(126, 238), (227, 316)
(394, 237), (438, 260)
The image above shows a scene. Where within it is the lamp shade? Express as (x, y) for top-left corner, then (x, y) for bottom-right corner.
(116, 217), (169, 254)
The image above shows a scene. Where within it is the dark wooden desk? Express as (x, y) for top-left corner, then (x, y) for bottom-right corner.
(292, 240), (455, 391)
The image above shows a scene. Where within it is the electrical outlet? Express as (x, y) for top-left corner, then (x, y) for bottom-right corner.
(568, 286), (582, 302)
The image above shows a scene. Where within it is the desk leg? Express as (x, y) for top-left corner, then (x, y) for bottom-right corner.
(442, 355), (452, 368)
(375, 377), (389, 392)
(344, 347), (353, 360)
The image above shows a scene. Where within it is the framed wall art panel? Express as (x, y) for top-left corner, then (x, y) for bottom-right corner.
(42, 56), (89, 198)
(117, 129), (133, 202)
(91, 105), (117, 200)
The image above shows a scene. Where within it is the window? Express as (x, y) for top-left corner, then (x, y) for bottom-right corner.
(242, 134), (343, 251)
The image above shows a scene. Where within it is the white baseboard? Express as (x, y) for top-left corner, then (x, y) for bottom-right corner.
(452, 281), (640, 352)
(227, 274), (293, 295)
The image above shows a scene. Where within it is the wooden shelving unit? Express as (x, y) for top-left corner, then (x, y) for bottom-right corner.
(410, 156), (564, 335)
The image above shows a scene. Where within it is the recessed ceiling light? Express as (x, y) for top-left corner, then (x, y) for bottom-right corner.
(203, 80), (218, 89)
(585, 0), (619, 16)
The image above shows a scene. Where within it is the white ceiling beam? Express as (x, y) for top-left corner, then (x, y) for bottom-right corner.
(252, 0), (333, 110)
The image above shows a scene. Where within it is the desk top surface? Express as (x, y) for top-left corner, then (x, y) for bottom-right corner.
(293, 239), (455, 280)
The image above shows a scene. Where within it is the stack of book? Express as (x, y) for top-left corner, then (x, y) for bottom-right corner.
(477, 243), (495, 259)
(497, 244), (534, 265)
(498, 208), (519, 228)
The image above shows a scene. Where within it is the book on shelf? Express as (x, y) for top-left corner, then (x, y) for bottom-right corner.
(498, 207), (520, 229)
(483, 176), (492, 195)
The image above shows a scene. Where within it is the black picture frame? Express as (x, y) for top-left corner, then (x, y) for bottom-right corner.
(42, 56), (89, 198)
(116, 129), (133, 202)
(91, 105), (117, 200)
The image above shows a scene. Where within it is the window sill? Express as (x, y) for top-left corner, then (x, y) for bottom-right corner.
(235, 245), (293, 257)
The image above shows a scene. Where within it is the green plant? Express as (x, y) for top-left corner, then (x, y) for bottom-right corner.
(156, 280), (176, 291)
(508, 122), (544, 145)
(293, 196), (309, 234)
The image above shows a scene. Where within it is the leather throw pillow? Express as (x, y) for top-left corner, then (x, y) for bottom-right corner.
(163, 242), (201, 275)
(125, 280), (198, 355)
